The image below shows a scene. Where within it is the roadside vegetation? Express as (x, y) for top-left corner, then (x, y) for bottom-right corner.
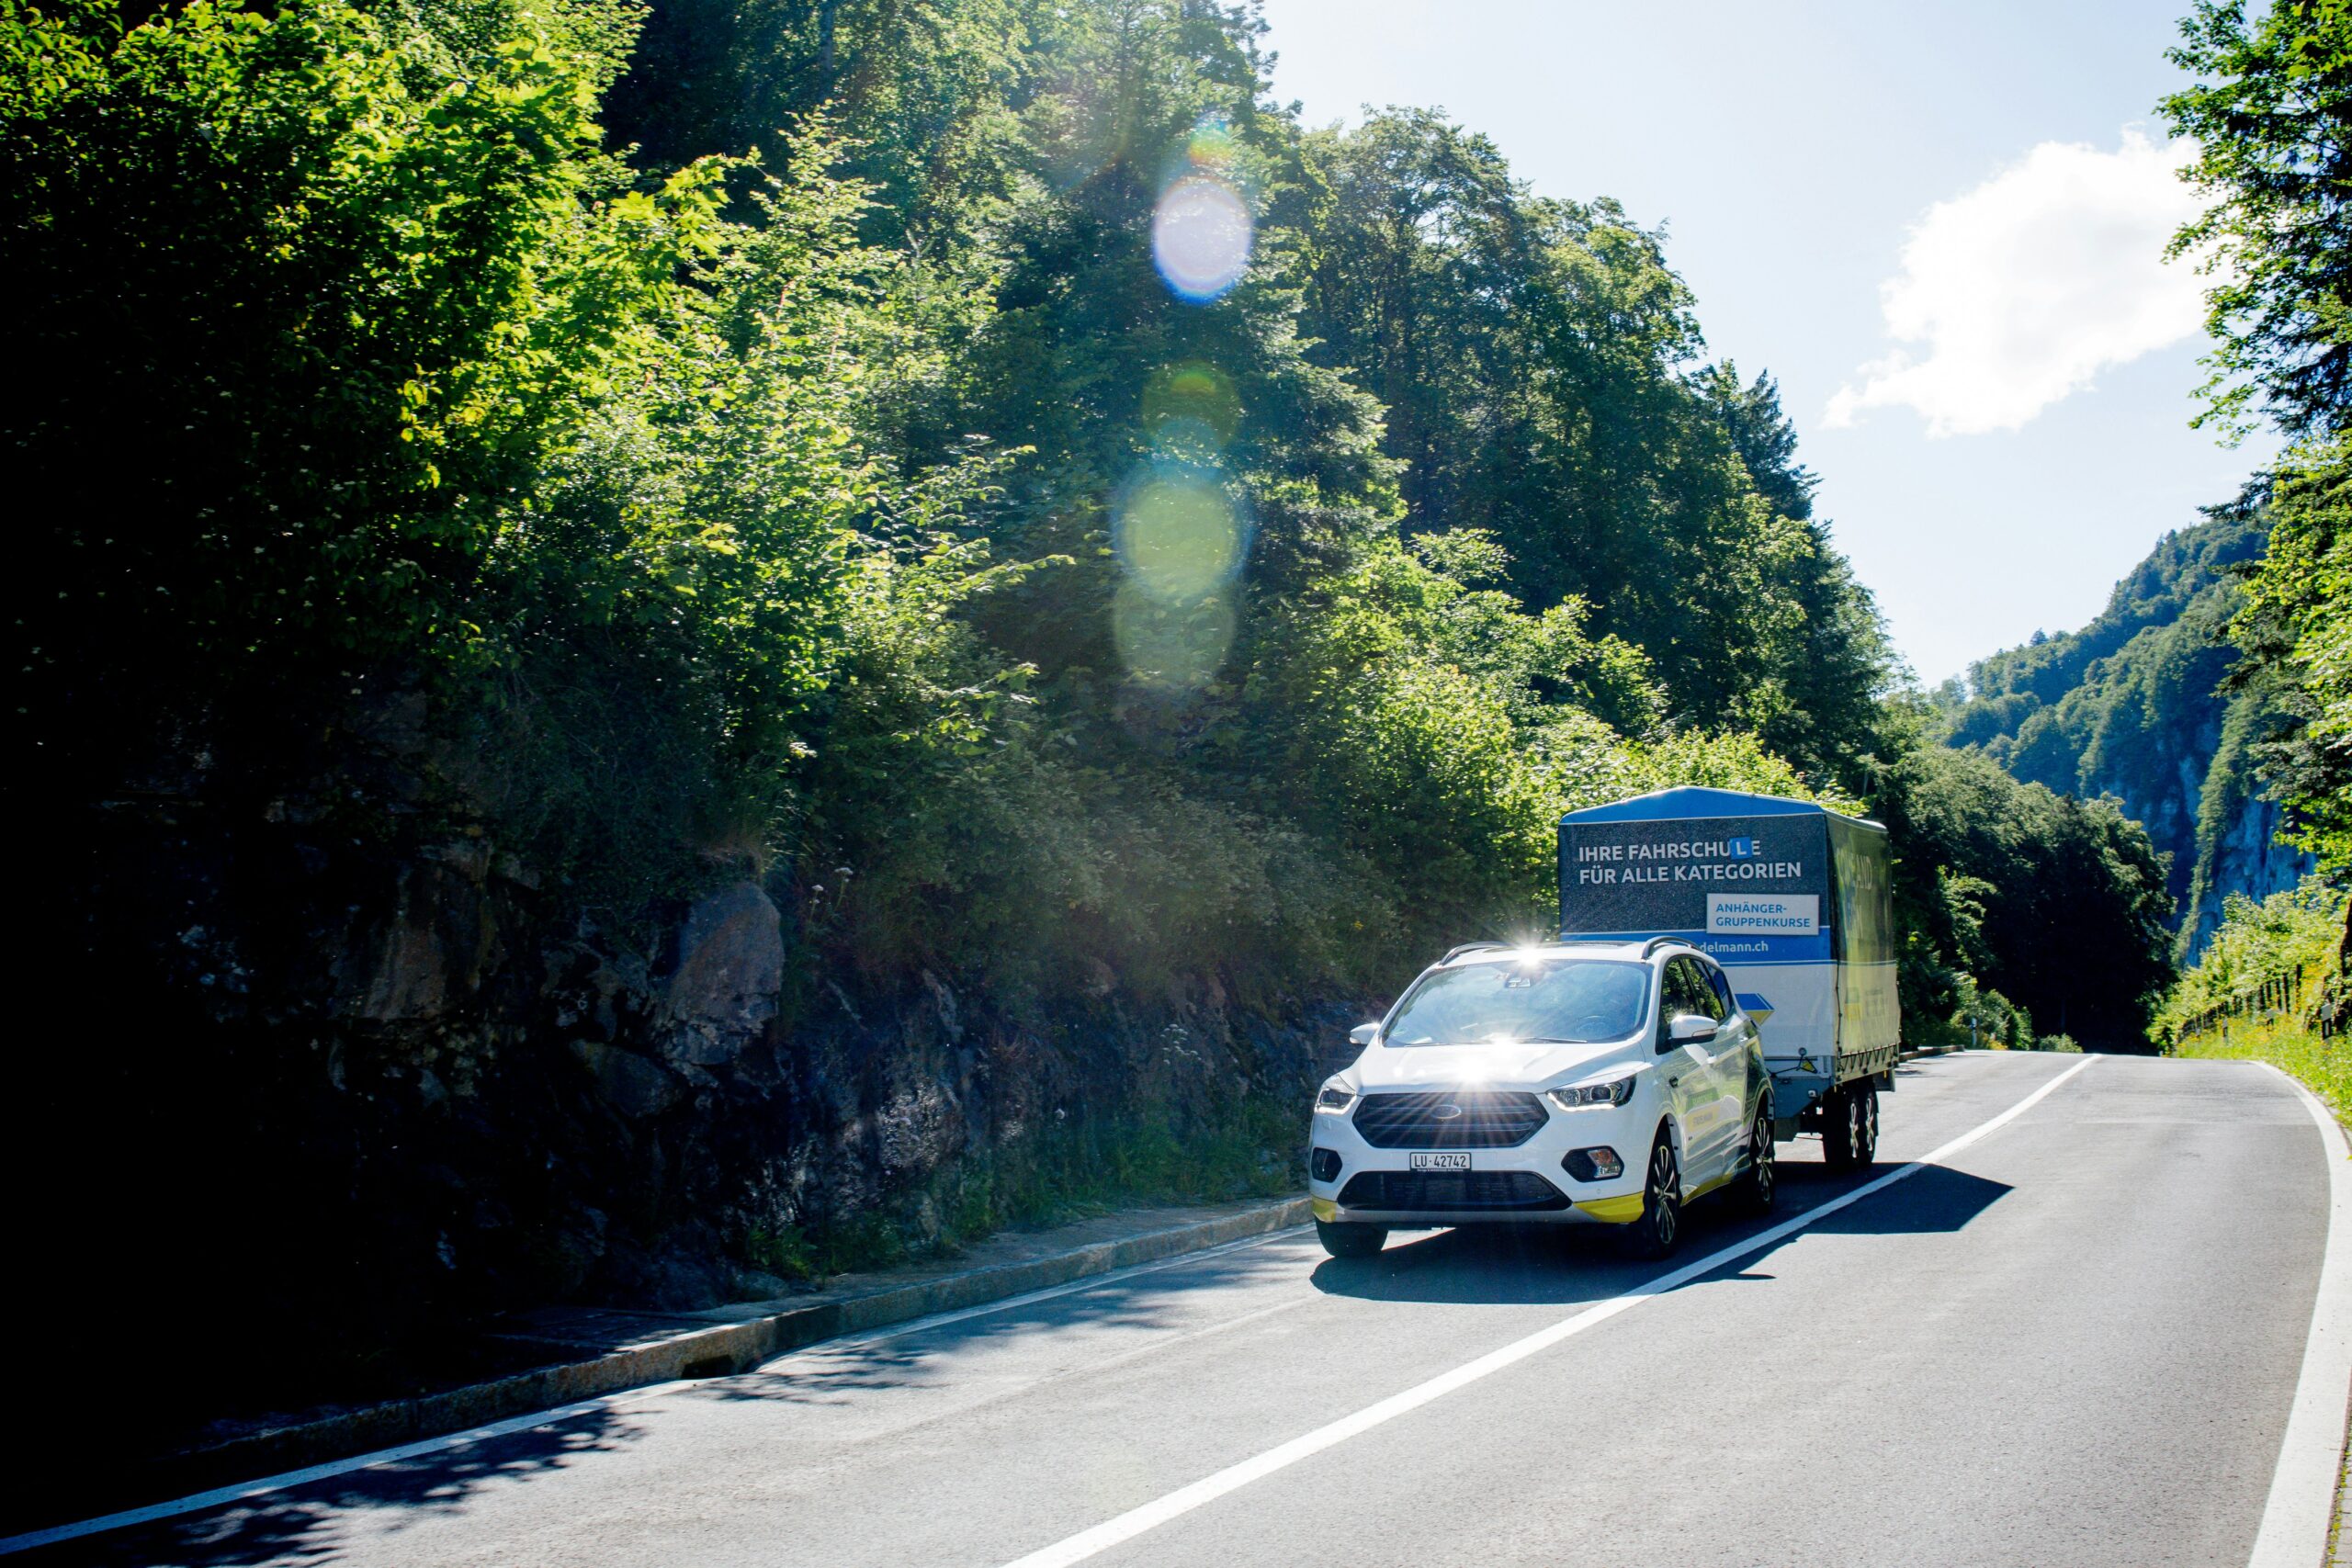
(2165, 880), (2351, 1119)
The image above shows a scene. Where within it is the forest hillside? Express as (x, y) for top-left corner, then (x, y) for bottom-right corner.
(1940, 508), (2311, 959)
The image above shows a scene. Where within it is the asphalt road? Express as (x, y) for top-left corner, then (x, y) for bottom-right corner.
(16, 1053), (2340, 1568)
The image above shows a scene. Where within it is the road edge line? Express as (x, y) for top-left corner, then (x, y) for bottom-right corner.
(0, 1200), (1312, 1558)
(2249, 1063), (2352, 1568)
(999, 1054), (2098, 1568)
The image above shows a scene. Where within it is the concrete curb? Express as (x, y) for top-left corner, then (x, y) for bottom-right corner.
(131, 1196), (1313, 1509)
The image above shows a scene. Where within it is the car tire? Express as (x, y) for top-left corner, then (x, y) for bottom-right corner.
(1821, 1087), (1857, 1171)
(1316, 1220), (1387, 1258)
(1623, 1134), (1681, 1259)
(1734, 1104), (1776, 1215)
(1852, 1079), (1879, 1168)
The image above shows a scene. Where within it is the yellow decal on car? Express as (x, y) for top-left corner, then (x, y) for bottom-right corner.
(1312, 1198), (1339, 1223)
(1574, 1193), (1645, 1224)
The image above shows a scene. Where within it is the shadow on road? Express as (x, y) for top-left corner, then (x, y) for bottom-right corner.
(1306, 1161), (2014, 1307)
(18, 1404), (649, 1568)
(679, 1239), (1309, 1410)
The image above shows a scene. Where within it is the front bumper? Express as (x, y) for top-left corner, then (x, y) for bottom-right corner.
(1307, 1098), (1650, 1226)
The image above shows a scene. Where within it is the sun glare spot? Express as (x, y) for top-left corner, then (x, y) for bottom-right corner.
(1114, 465), (1246, 604)
(1152, 175), (1251, 303)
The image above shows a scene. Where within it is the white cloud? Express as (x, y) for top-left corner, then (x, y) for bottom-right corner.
(1824, 130), (2208, 437)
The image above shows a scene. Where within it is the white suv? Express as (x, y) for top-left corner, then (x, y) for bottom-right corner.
(1307, 940), (1774, 1259)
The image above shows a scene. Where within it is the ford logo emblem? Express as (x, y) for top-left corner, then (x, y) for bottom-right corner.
(1432, 1103), (1463, 1121)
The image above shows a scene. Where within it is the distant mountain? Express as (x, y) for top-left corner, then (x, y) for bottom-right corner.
(1939, 513), (2311, 960)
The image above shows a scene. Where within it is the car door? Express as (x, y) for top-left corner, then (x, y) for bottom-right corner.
(1661, 958), (1731, 1188)
(1701, 958), (1758, 1163)
(1681, 956), (1743, 1184)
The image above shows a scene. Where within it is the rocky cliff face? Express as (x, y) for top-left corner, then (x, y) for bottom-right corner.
(12, 718), (1348, 1439)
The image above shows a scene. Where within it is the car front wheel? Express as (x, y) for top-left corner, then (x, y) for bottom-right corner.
(1316, 1219), (1387, 1258)
(1623, 1134), (1681, 1259)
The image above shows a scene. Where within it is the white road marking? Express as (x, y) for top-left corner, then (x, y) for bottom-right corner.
(0, 1225), (1308, 1557)
(2248, 1064), (2352, 1568)
(1001, 1055), (2100, 1568)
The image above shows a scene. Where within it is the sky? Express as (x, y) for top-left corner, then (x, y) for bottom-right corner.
(1255, 0), (2278, 686)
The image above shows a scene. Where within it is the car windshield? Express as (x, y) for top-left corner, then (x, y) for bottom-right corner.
(1382, 957), (1651, 1046)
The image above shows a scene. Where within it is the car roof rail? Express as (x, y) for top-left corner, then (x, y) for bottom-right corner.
(1640, 936), (1688, 958)
(1441, 941), (1513, 964)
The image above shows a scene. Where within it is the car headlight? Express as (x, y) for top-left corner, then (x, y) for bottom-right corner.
(1547, 1077), (1635, 1111)
(1316, 1086), (1356, 1113)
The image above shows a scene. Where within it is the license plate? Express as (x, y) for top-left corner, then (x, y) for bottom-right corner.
(1409, 1151), (1471, 1172)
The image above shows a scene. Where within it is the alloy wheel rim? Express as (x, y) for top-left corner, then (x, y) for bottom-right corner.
(1650, 1145), (1678, 1246)
(1755, 1118), (1774, 1204)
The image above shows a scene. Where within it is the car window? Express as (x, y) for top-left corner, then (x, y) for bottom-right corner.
(1666, 957), (1726, 1022)
(1693, 964), (1731, 1024)
(1704, 965), (1736, 1019)
(1383, 957), (1653, 1046)
(1664, 958), (1711, 1021)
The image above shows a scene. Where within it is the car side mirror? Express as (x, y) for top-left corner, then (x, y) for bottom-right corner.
(1348, 1022), (1380, 1048)
(1666, 1013), (1717, 1046)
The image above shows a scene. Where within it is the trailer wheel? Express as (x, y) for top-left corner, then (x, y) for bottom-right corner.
(1623, 1134), (1681, 1259)
(1735, 1105), (1776, 1215)
(1852, 1080), (1880, 1168)
(1316, 1220), (1387, 1258)
(1821, 1087), (1858, 1171)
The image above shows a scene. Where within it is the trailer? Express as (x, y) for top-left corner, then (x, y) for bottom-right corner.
(1557, 785), (1901, 1168)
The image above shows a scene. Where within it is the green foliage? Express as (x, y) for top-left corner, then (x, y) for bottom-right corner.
(1613, 729), (1862, 815)
(4, 0), (703, 774)
(2231, 436), (2352, 874)
(2163, 0), (2352, 439)
(1873, 734), (2177, 1047)
(1290, 111), (1894, 774)
(2160, 876), (2347, 1032)
(2165, 877), (2351, 1121)
(475, 140), (917, 900)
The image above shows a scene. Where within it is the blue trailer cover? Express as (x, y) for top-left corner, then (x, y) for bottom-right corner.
(1558, 786), (1838, 965)
(1558, 786), (1900, 1075)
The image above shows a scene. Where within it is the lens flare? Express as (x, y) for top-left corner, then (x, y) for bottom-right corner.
(1152, 175), (1251, 303)
(1142, 361), (1241, 454)
(1186, 113), (1238, 173)
(1112, 581), (1237, 691)
(1114, 465), (1247, 604)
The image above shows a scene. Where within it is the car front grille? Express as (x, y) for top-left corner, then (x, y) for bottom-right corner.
(1351, 1089), (1549, 1148)
(1336, 1170), (1569, 1212)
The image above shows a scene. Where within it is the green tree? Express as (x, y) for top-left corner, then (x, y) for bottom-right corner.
(2163, 0), (2352, 897)
(1873, 734), (2177, 1047)
(2232, 437), (2352, 874)
(2163, 0), (2352, 439)
(1291, 111), (1891, 771)
(3, 0), (710, 789)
